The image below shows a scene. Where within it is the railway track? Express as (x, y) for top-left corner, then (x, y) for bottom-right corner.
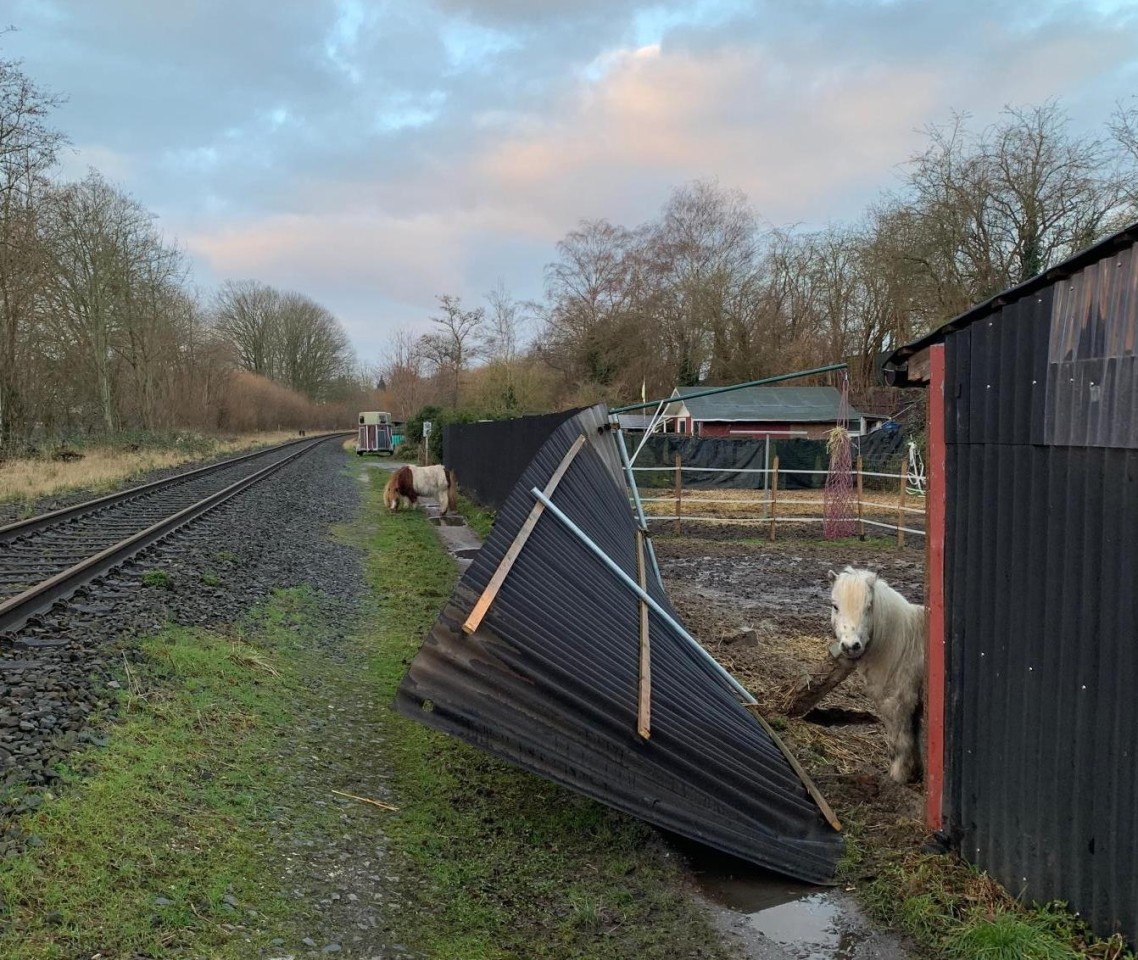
(0, 433), (347, 635)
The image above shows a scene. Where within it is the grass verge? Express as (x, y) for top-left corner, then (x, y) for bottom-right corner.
(0, 592), (346, 958)
(357, 468), (727, 960)
(836, 802), (1133, 959)
(454, 494), (495, 540)
(0, 461), (730, 959)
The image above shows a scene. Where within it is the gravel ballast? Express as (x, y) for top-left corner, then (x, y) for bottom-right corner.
(0, 442), (416, 955)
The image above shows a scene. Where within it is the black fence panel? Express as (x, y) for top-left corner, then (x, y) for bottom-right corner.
(632, 430), (910, 491)
(634, 435), (827, 489)
(397, 405), (844, 882)
(443, 409), (582, 510)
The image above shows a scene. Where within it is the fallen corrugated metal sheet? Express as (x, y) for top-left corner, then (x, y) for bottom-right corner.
(395, 405), (842, 883)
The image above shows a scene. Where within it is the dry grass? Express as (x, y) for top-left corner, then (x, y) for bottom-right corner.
(0, 431), (306, 506)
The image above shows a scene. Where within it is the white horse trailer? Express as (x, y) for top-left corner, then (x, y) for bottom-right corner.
(357, 411), (394, 456)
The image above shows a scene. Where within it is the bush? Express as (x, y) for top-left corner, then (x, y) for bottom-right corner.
(406, 405), (499, 464)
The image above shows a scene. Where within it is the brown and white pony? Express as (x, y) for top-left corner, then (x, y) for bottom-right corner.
(384, 464), (458, 516)
(828, 566), (926, 784)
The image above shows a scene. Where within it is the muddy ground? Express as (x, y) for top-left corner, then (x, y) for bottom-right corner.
(655, 533), (929, 867)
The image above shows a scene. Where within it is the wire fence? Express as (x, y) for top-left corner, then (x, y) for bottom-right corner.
(634, 455), (926, 544)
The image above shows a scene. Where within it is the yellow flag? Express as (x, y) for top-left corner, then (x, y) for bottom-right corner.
(641, 379), (646, 402)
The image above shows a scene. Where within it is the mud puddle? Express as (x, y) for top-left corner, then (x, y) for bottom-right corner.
(683, 847), (912, 959)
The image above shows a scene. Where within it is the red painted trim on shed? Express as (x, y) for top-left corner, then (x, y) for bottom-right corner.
(925, 344), (946, 831)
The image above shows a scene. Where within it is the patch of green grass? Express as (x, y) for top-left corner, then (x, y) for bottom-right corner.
(847, 836), (1134, 960)
(140, 569), (173, 589)
(213, 549), (239, 565)
(945, 912), (1079, 960)
(200, 570), (221, 587)
(359, 468), (729, 960)
(454, 495), (495, 540)
(0, 593), (343, 958)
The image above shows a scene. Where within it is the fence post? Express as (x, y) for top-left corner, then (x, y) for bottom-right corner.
(897, 459), (908, 548)
(768, 455), (779, 541)
(856, 455), (864, 540)
(674, 454), (682, 536)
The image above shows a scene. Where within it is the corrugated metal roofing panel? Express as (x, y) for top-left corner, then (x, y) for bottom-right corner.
(675, 386), (863, 424)
(1043, 242), (1138, 448)
(946, 389), (1138, 942)
(395, 405), (843, 883)
(885, 220), (1138, 386)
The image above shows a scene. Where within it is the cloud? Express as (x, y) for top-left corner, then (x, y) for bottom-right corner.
(5, 0), (1137, 361)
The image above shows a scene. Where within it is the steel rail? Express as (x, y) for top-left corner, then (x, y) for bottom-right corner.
(0, 434), (343, 635)
(0, 434), (326, 545)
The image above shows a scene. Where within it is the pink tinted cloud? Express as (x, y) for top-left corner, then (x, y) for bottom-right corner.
(474, 42), (945, 224)
(186, 213), (465, 302)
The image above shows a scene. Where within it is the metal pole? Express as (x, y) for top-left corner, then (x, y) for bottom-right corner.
(530, 487), (758, 706)
(615, 427), (663, 587)
(616, 427), (649, 525)
(611, 362), (849, 414)
(764, 436), (770, 517)
(630, 398), (667, 463)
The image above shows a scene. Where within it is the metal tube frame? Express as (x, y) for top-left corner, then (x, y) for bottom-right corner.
(615, 427), (662, 588)
(611, 362), (849, 415)
(531, 487), (757, 706)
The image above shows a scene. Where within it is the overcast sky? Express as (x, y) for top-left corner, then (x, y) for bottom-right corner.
(6, 0), (1137, 364)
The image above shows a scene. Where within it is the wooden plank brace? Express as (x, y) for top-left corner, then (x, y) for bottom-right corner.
(635, 528), (651, 739)
(462, 434), (588, 635)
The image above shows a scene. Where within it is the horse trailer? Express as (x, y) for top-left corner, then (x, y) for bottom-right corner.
(356, 411), (394, 456)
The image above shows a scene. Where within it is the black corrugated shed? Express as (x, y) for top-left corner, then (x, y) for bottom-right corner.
(886, 221), (1138, 944)
(396, 405), (843, 883)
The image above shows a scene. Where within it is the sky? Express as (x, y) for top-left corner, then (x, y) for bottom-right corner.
(5, 0), (1138, 365)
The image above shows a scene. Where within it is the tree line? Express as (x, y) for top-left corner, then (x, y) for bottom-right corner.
(0, 53), (364, 454)
(381, 101), (1138, 420)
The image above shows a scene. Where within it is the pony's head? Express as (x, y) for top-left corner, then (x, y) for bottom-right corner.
(383, 470), (400, 511)
(384, 466), (413, 511)
(827, 566), (877, 659)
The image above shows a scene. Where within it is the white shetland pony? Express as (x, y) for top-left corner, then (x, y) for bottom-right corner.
(383, 464), (458, 515)
(828, 566), (926, 784)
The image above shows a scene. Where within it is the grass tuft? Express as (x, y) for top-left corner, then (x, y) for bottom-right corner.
(141, 570), (174, 590)
(454, 494), (495, 540)
(946, 912), (1079, 960)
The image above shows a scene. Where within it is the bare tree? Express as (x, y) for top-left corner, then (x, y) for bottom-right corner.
(541, 219), (641, 391)
(276, 291), (352, 400)
(418, 294), (484, 407)
(905, 104), (1125, 299)
(378, 328), (427, 419)
(212, 280), (282, 380)
(0, 54), (65, 449)
(1109, 99), (1138, 211)
(646, 179), (760, 387)
(41, 173), (168, 432)
(481, 279), (529, 410)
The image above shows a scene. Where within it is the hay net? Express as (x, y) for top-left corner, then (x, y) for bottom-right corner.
(823, 376), (856, 539)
